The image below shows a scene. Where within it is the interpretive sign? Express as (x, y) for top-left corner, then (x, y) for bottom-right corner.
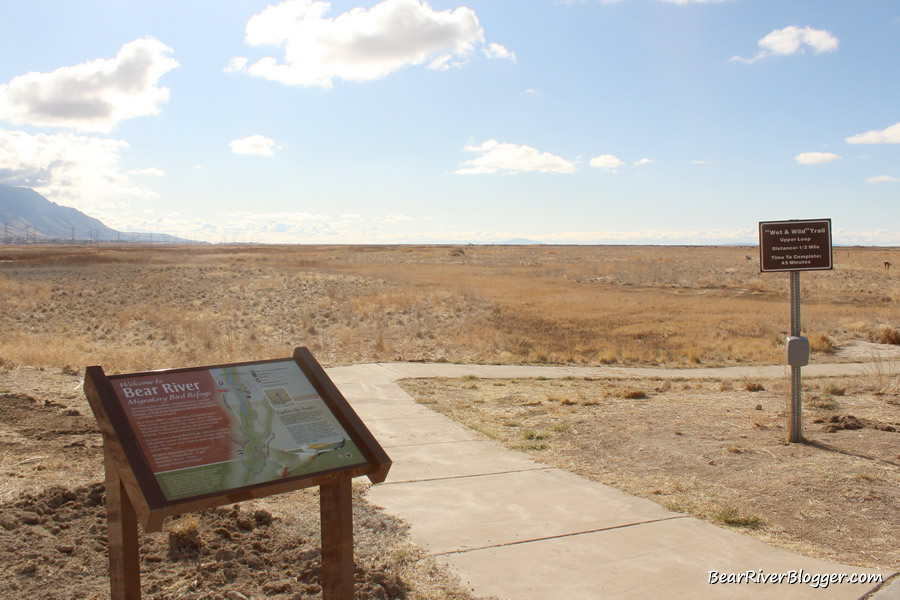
(759, 219), (832, 272)
(84, 347), (390, 600)
(110, 360), (368, 501)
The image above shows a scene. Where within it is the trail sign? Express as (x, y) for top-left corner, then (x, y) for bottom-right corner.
(759, 219), (832, 272)
(758, 218), (833, 443)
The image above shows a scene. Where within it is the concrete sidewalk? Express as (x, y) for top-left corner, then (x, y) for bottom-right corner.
(327, 362), (899, 600)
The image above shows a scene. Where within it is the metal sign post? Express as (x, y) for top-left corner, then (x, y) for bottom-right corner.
(759, 219), (833, 443)
(789, 271), (802, 442)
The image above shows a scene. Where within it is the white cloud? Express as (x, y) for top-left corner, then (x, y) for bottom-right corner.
(428, 54), (464, 72)
(233, 0), (491, 88)
(483, 43), (516, 62)
(187, 210), (342, 242)
(0, 128), (158, 216)
(455, 139), (576, 174)
(692, 159), (710, 165)
(589, 154), (625, 172)
(633, 158), (653, 166)
(795, 152), (840, 165)
(128, 167), (165, 177)
(162, 222), (900, 246)
(142, 210), (428, 243)
(225, 57), (249, 73)
(538, 227), (898, 246)
(732, 26), (838, 64)
(761, 26), (839, 54)
(845, 122), (900, 144)
(543, 228), (754, 244)
(0, 38), (178, 133)
(229, 134), (281, 156)
(865, 175), (898, 183)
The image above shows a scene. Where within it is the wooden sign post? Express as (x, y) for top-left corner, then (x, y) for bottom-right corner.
(83, 347), (391, 600)
(759, 219), (833, 443)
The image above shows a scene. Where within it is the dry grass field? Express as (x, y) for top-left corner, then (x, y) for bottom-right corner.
(1, 243), (898, 372)
(0, 243), (898, 598)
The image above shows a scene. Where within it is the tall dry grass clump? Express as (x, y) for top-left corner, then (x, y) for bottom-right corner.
(872, 325), (900, 346)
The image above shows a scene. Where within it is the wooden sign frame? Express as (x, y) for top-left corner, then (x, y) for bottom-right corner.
(83, 347), (391, 600)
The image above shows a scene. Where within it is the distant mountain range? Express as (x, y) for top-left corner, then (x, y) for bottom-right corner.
(0, 183), (193, 243)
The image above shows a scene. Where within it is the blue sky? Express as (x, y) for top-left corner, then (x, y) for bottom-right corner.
(1, 0), (898, 244)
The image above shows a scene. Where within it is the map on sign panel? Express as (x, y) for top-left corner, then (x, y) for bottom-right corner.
(111, 360), (367, 501)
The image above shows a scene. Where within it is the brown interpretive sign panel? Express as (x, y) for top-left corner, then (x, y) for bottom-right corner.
(111, 359), (369, 502)
(84, 348), (389, 599)
(759, 218), (833, 272)
(84, 348), (391, 531)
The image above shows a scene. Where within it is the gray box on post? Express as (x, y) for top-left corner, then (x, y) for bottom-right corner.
(786, 336), (810, 367)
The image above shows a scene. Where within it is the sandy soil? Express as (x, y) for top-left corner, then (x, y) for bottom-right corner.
(0, 367), (484, 600)
(400, 372), (900, 570)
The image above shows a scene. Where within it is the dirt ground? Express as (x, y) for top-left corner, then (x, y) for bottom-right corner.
(400, 371), (900, 571)
(0, 367), (483, 600)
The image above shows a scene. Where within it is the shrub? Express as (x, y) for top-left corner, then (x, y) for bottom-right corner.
(167, 514), (203, 558)
(823, 384), (846, 396)
(714, 506), (765, 529)
(807, 395), (839, 410)
(742, 379), (765, 392)
(809, 333), (835, 353)
(873, 326), (900, 345)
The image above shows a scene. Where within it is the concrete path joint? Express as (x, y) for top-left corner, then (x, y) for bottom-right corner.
(434, 515), (692, 557)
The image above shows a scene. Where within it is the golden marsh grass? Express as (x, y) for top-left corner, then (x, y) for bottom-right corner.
(0, 243), (897, 372)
